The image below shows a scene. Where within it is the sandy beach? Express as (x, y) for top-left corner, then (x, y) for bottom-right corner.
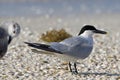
(0, 14), (120, 80)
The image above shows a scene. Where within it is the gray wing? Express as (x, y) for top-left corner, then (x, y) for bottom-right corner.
(0, 27), (8, 58)
(50, 36), (93, 59)
(50, 42), (69, 53)
(0, 37), (8, 58)
(0, 27), (8, 38)
(60, 36), (85, 47)
(67, 43), (93, 59)
(50, 36), (87, 53)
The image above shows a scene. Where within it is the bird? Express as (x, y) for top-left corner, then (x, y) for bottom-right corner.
(0, 21), (21, 58)
(24, 25), (107, 74)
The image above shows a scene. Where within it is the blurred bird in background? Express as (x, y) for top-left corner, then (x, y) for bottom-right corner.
(0, 21), (21, 58)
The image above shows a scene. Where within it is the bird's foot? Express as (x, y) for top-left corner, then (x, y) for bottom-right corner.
(71, 70), (78, 75)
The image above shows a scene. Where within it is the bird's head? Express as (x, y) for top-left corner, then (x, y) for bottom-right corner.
(3, 21), (21, 38)
(78, 25), (107, 36)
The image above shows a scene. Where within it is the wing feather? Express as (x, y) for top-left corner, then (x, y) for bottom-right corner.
(50, 36), (87, 53)
(50, 36), (93, 59)
(0, 38), (8, 58)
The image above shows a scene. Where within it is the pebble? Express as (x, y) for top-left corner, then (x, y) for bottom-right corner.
(0, 28), (120, 80)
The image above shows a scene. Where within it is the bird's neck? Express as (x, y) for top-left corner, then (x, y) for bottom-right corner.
(80, 31), (93, 38)
(80, 31), (94, 46)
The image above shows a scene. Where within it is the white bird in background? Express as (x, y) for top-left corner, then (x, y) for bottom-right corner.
(0, 21), (21, 58)
(25, 25), (107, 74)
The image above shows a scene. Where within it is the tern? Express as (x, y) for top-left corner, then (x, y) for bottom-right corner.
(25, 25), (107, 74)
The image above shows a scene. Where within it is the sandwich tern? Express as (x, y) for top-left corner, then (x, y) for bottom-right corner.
(0, 21), (21, 58)
(25, 25), (107, 74)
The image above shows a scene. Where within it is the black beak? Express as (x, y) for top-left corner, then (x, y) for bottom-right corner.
(93, 29), (107, 34)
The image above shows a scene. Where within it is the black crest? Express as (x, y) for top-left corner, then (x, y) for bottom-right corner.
(78, 25), (96, 35)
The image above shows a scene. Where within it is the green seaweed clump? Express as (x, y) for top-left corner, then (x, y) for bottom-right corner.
(40, 28), (72, 42)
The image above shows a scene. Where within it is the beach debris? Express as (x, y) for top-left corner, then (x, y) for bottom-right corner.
(40, 28), (72, 42)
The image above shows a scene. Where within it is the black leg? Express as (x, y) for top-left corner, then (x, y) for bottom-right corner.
(74, 62), (78, 74)
(69, 62), (78, 75)
(69, 62), (72, 72)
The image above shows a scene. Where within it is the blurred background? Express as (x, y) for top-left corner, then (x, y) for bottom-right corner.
(0, 0), (120, 17)
(0, 0), (120, 34)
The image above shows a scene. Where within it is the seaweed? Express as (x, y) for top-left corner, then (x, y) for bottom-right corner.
(40, 28), (72, 42)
